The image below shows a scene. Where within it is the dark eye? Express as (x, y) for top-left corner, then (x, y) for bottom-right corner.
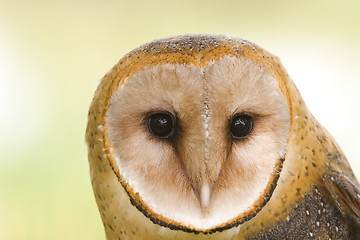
(147, 111), (176, 138)
(229, 113), (254, 139)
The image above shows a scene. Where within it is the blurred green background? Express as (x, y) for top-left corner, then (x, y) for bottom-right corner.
(0, 0), (359, 239)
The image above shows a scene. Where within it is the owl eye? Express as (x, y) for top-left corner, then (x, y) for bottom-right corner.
(229, 113), (254, 139)
(147, 111), (176, 139)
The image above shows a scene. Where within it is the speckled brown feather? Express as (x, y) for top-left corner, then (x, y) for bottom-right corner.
(86, 34), (360, 239)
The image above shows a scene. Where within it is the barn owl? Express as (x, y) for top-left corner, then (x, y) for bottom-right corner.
(86, 34), (360, 239)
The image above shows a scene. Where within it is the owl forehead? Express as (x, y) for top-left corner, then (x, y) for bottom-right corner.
(116, 56), (282, 118)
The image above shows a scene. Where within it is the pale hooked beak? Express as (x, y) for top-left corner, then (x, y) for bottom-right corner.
(198, 182), (212, 217)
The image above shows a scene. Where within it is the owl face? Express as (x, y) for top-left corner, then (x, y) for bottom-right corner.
(87, 35), (360, 238)
(105, 54), (290, 231)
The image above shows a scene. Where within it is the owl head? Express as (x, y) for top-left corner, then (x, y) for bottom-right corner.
(86, 35), (320, 234)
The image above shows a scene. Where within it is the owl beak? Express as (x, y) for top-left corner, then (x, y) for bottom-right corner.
(190, 181), (213, 217)
(199, 182), (211, 217)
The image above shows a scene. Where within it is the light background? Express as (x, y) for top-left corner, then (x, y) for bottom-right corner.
(0, 1), (359, 239)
